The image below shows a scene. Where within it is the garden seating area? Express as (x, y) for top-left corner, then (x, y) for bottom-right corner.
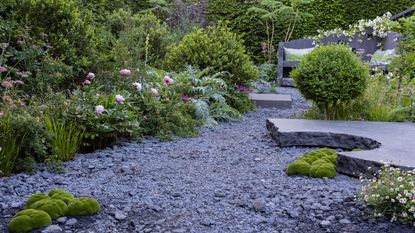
(1, 0), (415, 232)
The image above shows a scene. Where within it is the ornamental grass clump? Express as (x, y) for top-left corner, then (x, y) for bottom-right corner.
(286, 148), (337, 178)
(359, 164), (415, 224)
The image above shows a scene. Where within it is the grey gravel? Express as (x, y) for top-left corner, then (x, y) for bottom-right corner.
(0, 88), (414, 232)
(41, 225), (62, 233)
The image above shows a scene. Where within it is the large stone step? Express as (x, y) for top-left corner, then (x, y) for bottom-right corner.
(249, 93), (292, 109)
(266, 118), (415, 177)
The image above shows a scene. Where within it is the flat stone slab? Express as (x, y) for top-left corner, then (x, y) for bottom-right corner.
(266, 118), (415, 177)
(249, 93), (292, 109)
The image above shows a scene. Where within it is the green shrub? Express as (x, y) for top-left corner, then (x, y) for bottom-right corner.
(28, 199), (68, 219)
(291, 44), (369, 120)
(164, 26), (259, 86)
(67, 197), (100, 216)
(286, 148), (337, 178)
(48, 189), (75, 204)
(24, 193), (50, 209)
(8, 209), (52, 233)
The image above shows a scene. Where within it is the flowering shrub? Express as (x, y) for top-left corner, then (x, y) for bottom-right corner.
(359, 164), (415, 224)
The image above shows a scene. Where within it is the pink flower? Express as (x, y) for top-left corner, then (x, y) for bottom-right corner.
(115, 95), (125, 104)
(1, 80), (13, 88)
(87, 72), (95, 80)
(119, 69), (131, 76)
(83, 79), (91, 85)
(0, 112), (4, 118)
(163, 75), (174, 85)
(238, 85), (250, 92)
(95, 105), (105, 115)
(150, 88), (158, 95)
(182, 94), (189, 103)
(0, 66), (7, 73)
(2, 95), (12, 102)
(132, 82), (142, 91)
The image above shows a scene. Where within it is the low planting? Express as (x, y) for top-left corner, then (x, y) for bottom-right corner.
(287, 148), (337, 178)
(359, 164), (415, 224)
(9, 189), (100, 233)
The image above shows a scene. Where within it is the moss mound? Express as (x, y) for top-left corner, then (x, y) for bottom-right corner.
(8, 209), (52, 233)
(287, 160), (311, 176)
(286, 148), (337, 178)
(24, 193), (50, 209)
(67, 197), (100, 216)
(29, 199), (68, 219)
(48, 189), (75, 204)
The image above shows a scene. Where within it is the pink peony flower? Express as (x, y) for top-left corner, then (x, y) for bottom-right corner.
(0, 66), (7, 73)
(95, 105), (105, 115)
(83, 79), (91, 85)
(115, 94), (125, 104)
(132, 82), (142, 91)
(119, 69), (131, 76)
(150, 88), (158, 95)
(182, 94), (189, 103)
(1, 80), (13, 88)
(87, 72), (95, 80)
(163, 75), (174, 85)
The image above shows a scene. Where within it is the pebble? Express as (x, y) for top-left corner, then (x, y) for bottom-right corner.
(66, 218), (78, 226)
(42, 225), (63, 233)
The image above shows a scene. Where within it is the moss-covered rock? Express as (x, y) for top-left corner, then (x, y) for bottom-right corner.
(286, 160), (311, 176)
(24, 193), (50, 209)
(8, 209), (52, 233)
(310, 162), (336, 178)
(29, 199), (68, 219)
(67, 197), (100, 216)
(48, 189), (75, 204)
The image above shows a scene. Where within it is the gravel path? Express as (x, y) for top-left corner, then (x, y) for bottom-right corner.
(1, 88), (414, 233)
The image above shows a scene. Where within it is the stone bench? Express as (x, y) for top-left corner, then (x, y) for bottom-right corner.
(249, 93), (292, 109)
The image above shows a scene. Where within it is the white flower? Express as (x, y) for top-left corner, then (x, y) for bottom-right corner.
(115, 95), (125, 104)
(132, 82), (142, 91)
(400, 198), (407, 204)
(95, 105), (105, 115)
(398, 177), (403, 182)
(150, 88), (158, 95)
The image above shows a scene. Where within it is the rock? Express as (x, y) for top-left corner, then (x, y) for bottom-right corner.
(10, 201), (23, 208)
(320, 220), (331, 228)
(214, 189), (226, 198)
(66, 218), (78, 226)
(339, 219), (351, 224)
(252, 199), (267, 213)
(57, 216), (67, 224)
(114, 210), (127, 221)
(326, 215), (336, 222)
(42, 225), (63, 233)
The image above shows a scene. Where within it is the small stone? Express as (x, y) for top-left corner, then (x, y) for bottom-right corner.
(42, 225), (62, 233)
(57, 216), (67, 224)
(88, 165), (95, 169)
(214, 189), (226, 198)
(320, 220), (331, 228)
(326, 216), (336, 222)
(114, 210), (127, 221)
(66, 218), (78, 226)
(10, 201), (23, 208)
(252, 199), (267, 213)
(339, 219), (351, 224)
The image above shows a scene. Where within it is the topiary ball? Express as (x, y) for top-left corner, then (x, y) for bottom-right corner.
(24, 193), (50, 209)
(48, 189), (75, 204)
(29, 199), (68, 219)
(310, 162), (336, 178)
(67, 197), (100, 216)
(8, 209), (52, 233)
(287, 160), (311, 176)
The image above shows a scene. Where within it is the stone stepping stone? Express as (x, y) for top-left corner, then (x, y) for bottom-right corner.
(266, 118), (415, 177)
(249, 93), (292, 109)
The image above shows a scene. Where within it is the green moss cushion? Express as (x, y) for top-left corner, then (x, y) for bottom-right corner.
(286, 148), (337, 178)
(8, 209), (52, 233)
(284, 47), (315, 62)
(48, 189), (75, 204)
(287, 160), (311, 175)
(24, 193), (50, 209)
(370, 49), (396, 66)
(67, 197), (100, 216)
(29, 199), (68, 219)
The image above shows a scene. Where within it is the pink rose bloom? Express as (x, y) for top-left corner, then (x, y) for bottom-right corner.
(83, 79), (91, 85)
(115, 94), (125, 104)
(0, 66), (7, 73)
(119, 69), (131, 76)
(150, 88), (158, 95)
(95, 105), (105, 115)
(132, 82), (142, 91)
(163, 75), (174, 85)
(87, 72), (95, 80)
(1, 80), (13, 88)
